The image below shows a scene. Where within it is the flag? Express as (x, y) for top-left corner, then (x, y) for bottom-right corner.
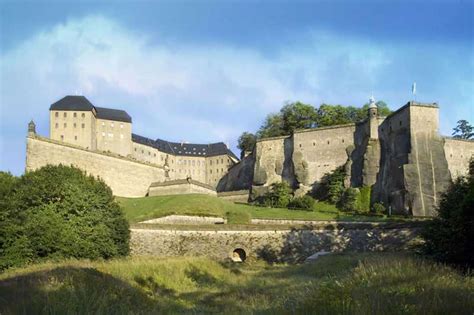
(412, 82), (416, 95)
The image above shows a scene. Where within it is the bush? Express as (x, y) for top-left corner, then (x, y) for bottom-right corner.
(338, 188), (359, 212)
(372, 202), (386, 215)
(421, 159), (474, 268)
(356, 186), (371, 213)
(261, 182), (292, 208)
(0, 165), (130, 270)
(313, 167), (345, 204)
(288, 195), (315, 211)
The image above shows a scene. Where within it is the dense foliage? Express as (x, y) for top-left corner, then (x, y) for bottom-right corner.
(261, 182), (293, 208)
(288, 195), (315, 211)
(338, 188), (359, 212)
(422, 159), (474, 267)
(0, 165), (130, 270)
(313, 166), (346, 204)
(254, 101), (391, 139)
(237, 132), (257, 157)
(452, 119), (473, 140)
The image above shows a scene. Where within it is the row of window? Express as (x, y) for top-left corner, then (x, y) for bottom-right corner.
(55, 112), (86, 118)
(55, 123), (85, 129)
(101, 121), (124, 129)
(298, 139), (345, 148)
(209, 158), (229, 165)
(101, 132), (125, 139)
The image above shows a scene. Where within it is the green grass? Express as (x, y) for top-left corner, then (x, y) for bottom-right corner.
(118, 194), (406, 224)
(1, 252), (472, 314)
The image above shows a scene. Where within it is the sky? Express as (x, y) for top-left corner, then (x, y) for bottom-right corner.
(1, 0), (473, 175)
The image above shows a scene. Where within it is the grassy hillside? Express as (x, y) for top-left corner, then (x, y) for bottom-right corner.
(1, 252), (472, 314)
(118, 194), (402, 224)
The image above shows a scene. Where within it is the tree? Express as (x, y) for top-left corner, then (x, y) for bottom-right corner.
(360, 101), (392, 119)
(280, 102), (318, 134)
(452, 120), (473, 140)
(237, 132), (257, 157)
(256, 113), (285, 138)
(261, 181), (293, 208)
(421, 158), (474, 267)
(0, 165), (130, 270)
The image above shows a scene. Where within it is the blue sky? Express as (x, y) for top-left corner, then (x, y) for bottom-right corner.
(1, 0), (473, 175)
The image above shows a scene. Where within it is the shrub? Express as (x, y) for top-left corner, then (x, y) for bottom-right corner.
(0, 165), (130, 270)
(261, 182), (292, 208)
(288, 195), (315, 211)
(338, 188), (359, 212)
(421, 158), (474, 268)
(313, 166), (345, 204)
(356, 186), (371, 213)
(372, 202), (386, 215)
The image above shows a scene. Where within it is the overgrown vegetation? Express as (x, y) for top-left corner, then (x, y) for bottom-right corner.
(422, 158), (474, 268)
(288, 195), (316, 211)
(0, 165), (130, 271)
(240, 100), (392, 141)
(0, 252), (472, 314)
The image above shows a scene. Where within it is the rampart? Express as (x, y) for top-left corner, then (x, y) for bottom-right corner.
(148, 179), (217, 196)
(26, 136), (165, 197)
(444, 137), (474, 179)
(130, 224), (421, 263)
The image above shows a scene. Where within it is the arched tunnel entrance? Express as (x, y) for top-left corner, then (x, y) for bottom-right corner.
(231, 248), (247, 262)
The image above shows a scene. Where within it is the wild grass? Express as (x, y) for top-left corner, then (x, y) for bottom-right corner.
(117, 194), (405, 224)
(1, 252), (472, 314)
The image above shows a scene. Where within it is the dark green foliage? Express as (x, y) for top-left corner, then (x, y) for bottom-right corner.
(356, 186), (371, 213)
(237, 132), (257, 156)
(261, 182), (292, 208)
(422, 159), (474, 267)
(256, 101), (391, 139)
(313, 166), (346, 204)
(372, 202), (386, 215)
(338, 188), (359, 212)
(452, 119), (473, 140)
(288, 195), (315, 211)
(0, 165), (130, 270)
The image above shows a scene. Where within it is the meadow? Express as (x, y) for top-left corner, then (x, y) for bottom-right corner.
(0, 252), (472, 314)
(117, 194), (409, 224)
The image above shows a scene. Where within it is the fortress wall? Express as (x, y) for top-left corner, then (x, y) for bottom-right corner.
(444, 138), (474, 179)
(130, 225), (421, 263)
(293, 125), (356, 186)
(148, 182), (216, 197)
(253, 136), (291, 186)
(26, 136), (165, 197)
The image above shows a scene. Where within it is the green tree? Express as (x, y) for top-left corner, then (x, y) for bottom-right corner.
(237, 132), (257, 157)
(452, 120), (473, 140)
(422, 158), (474, 267)
(262, 181), (293, 208)
(0, 165), (130, 270)
(257, 113), (285, 138)
(359, 101), (392, 119)
(280, 102), (318, 134)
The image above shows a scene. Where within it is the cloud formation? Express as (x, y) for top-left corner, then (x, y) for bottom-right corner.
(1, 15), (472, 174)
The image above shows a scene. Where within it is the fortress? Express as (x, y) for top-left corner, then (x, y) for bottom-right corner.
(26, 95), (474, 216)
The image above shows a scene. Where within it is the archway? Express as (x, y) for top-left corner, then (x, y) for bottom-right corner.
(231, 248), (247, 262)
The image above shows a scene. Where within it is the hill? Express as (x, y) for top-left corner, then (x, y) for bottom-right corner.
(117, 194), (404, 224)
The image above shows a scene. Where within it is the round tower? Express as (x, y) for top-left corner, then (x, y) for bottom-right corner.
(368, 96), (378, 139)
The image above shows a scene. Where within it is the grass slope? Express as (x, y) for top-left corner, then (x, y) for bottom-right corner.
(118, 194), (401, 224)
(1, 253), (472, 314)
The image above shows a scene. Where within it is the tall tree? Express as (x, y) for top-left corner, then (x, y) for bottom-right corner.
(452, 120), (474, 140)
(237, 132), (257, 157)
(280, 102), (318, 133)
(256, 113), (285, 138)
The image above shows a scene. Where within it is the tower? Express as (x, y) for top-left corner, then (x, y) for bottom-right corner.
(368, 96), (378, 139)
(28, 120), (36, 137)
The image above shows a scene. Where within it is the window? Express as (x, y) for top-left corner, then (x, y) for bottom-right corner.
(327, 141), (330, 145)
(120, 124), (123, 129)
(82, 113), (85, 118)
(73, 112), (77, 118)
(55, 112), (59, 117)
(313, 142), (315, 146)
(221, 168), (223, 173)
(63, 112), (67, 118)
(299, 144), (302, 148)
(210, 170), (213, 174)
(108, 133), (113, 138)
(342, 139), (345, 143)
(81, 123), (85, 128)
(148, 151), (151, 155)
(221, 158), (223, 164)
(55, 123), (58, 128)
(153, 153), (156, 157)
(74, 135), (77, 140)
(63, 123), (67, 128)
(134, 148), (137, 152)
(192, 161), (195, 166)
(399, 121), (402, 126)
(111, 123), (114, 128)
(60, 135), (64, 141)
(210, 160), (213, 165)
(102, 132), (105, 137)
(120, 134), (124, 139)
(141, 150), (144, 154)
(73, 123), (76, 128)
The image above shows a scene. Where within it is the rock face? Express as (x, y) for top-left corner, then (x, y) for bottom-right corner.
(216, 154), (255, 192)
(220, 102), (474, 216)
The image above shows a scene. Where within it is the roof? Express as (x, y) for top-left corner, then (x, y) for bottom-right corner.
(95, 107), (132, 123)
(132, 133), (238, 159)
(49, 95), (132, 123)
(50, 96), (94, 111)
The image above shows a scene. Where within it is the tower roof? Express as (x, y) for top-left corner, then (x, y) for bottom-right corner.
(368, 96), (377, 109)
(50, 95), (95, 111)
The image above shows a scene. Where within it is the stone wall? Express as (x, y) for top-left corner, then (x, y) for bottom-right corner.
(148, 179), (217, 196)
(253, 136), (292, 186)
(140, 215), (226, 225)
(216, 154), (255, 192)
(26, 136), (165, 197)
(444, 138), (474, 179)
(217, 190), (250, 203)
(130, 225), (421, 263)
